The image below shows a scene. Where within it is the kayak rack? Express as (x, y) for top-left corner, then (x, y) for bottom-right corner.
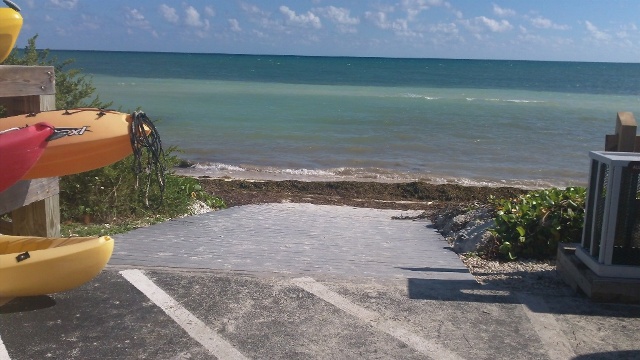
(0, 64), (60, 237)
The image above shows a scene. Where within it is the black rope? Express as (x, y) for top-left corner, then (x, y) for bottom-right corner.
(129, 111), (166, 201)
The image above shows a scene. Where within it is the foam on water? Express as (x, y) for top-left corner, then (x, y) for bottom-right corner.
(182, 162), (576, 189)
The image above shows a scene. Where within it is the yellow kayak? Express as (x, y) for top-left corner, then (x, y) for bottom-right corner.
(0, 7), (22, 62)
(0, 235), (114, 297)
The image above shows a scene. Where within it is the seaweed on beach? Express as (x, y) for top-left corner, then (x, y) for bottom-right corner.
(198, 178), (528, 212)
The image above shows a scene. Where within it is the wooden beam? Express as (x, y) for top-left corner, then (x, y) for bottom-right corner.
(11, 194), (60, 237)
(0, 178), (59, 215)
(0, 65), (55, 97)
(0, 94), (41, 116)
(0, 219), (12, 234)
(605, 134), (618, 151)
(615, 112), (637, 152)
(40, 93), (55, 111)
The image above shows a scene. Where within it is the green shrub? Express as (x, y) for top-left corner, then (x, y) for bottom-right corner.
(489, 187), (586, 260)
(60, 147), (225, 224)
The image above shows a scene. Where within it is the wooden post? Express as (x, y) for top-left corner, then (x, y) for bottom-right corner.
(0, 65), (60, 237)
(605, 112), (640, 152)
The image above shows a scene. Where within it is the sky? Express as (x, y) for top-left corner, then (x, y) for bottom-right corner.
(10, 0), (640, 62)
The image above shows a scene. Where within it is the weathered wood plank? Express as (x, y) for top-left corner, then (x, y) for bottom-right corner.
(0, 178), (59, 215)
(0, 219), (12, 234)
(605, 134), (618, 151)
(0, 94), (40, 116)
(615, 111), (637, 152)
(11, 194), (60, 237)
(40, 93), (55, 111)
(0, 65), (55, 97)
(557, 243), (640, 303)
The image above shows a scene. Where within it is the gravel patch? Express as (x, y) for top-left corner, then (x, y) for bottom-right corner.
(431, 206), (574, 296)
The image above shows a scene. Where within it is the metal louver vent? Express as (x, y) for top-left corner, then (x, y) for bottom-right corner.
(578, 151), (640, 278)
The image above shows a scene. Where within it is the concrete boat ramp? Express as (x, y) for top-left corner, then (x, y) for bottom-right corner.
(1, 203), (639, 359)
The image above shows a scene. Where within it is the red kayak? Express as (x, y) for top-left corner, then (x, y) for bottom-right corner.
(0, 122), (56, 193)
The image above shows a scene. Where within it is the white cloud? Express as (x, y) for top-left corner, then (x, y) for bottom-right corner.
(530, 16), (569, 30)
(316, 6), (359, 33)
(442, 1), (463, 19)
(50, 0), (78, 9)
(241, 3), (284, 33)
(585, 20), (610, 41)
(320, 6), (359, 25)
(159, 4), (179, 24)
(279, 6), (322, 29)
(125, 8), (150, 29)
(229, 18), (242, 32)
(185, 6), (210, 31)
(365, 11), (421, 37)
(401, 0), (444, 20)
(492, 4), (515, 17)
(252, 29), (267, 39)
(185, 6), (202, 27)
(616, 23), (637, 39)
(476, 16), (512, 32)
(124, 8), (158, 38)
(365, 11), (389, 29)
(430, 22), (458, 36)
(241, 2), (270, 17)
(204, 6), (215, 18)
(427, 22), (462, 43)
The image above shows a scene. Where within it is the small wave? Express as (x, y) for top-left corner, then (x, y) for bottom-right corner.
(401, 93), (440, 100)
(279, 168), (335, 176)
(194, 163), (246, 172)
(465, 97), (544, 103)
(503, 99), (545, 103)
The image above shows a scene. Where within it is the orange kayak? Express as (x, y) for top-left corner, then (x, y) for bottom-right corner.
(0, 108), (140, 178)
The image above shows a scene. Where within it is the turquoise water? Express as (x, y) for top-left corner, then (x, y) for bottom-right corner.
(52, 51), (640, 187)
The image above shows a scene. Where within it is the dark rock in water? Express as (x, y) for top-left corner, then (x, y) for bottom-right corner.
(177, 159), (196, 168)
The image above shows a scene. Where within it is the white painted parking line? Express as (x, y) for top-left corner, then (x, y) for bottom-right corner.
(0, 299), (11, 360)
(292, 277), (465, 360)
(0, 335), (10, 360)
(120, 269), (249, 360)
(517, 293), (575, 360)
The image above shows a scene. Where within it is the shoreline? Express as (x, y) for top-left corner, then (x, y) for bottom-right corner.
(178, 166), (584, 191)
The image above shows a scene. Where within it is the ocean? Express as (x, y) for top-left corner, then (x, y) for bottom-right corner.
(51, 50), (640, 188)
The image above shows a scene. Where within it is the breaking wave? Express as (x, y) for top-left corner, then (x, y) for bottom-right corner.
(178, 162), (567, 189)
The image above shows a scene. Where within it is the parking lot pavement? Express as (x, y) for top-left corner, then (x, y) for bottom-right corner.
(3, 267), (640, 360)
(2, 204), (640, 359)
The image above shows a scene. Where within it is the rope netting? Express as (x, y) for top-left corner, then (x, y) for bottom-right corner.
(129, 111), (166, 203)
